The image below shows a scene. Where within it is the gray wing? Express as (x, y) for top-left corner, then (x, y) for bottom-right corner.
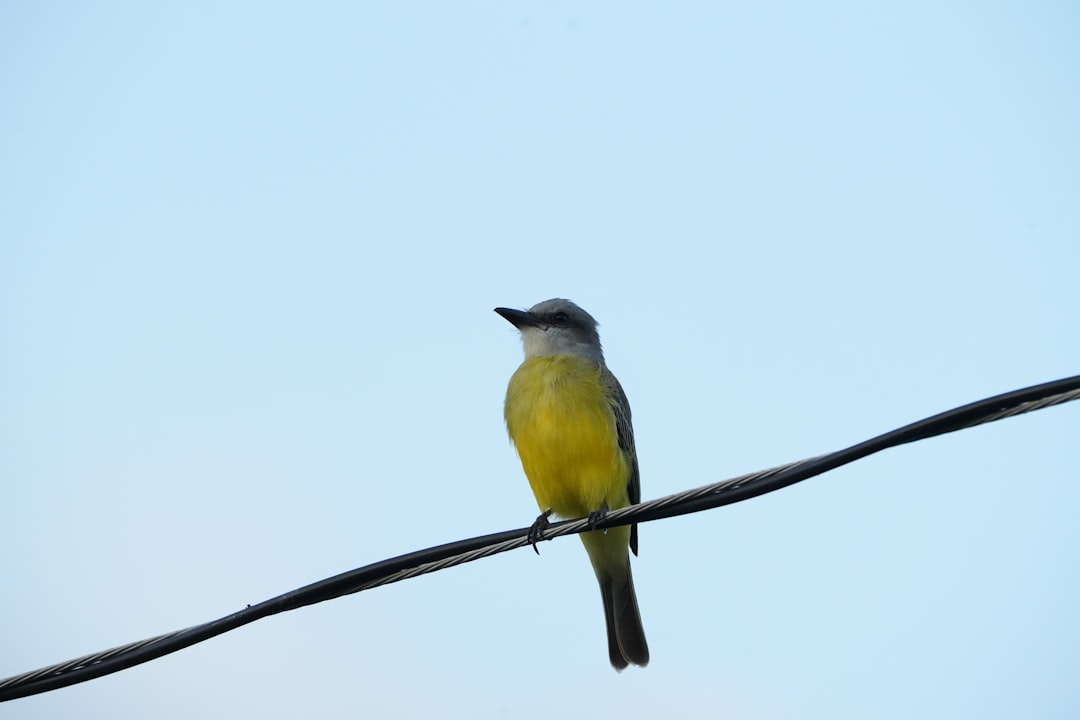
(603, 368), (641, 556)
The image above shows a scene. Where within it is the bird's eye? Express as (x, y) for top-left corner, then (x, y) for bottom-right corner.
(551, 311), (569, 325)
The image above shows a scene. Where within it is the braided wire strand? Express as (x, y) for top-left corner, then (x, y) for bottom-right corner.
(2, 375), (1077, 701)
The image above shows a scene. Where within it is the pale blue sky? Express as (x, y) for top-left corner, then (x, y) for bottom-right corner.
(2, 2), (1078, 718)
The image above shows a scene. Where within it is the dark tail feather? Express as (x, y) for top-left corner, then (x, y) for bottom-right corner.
(599, 564), (649, 670)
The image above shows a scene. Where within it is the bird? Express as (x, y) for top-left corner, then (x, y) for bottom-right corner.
(495, 298), (649, 670)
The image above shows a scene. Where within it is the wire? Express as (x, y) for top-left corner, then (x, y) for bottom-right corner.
(2, 374), (1078, 702)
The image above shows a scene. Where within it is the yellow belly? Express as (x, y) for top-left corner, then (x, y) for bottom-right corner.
(504, 355), (631, 519)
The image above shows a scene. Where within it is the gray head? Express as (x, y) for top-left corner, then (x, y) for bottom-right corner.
(494, 298), (605, 364)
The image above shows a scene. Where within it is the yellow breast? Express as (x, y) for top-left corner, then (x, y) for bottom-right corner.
(504, 355), (631, 519)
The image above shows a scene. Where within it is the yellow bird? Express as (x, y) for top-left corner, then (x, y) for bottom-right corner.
(496, 298), (649, 670)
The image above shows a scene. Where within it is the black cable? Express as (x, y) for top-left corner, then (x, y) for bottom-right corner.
(619, 374), (1080, 525)
(2, 374), (1077, 702)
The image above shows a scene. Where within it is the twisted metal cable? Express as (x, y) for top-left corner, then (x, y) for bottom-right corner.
(2, 374), (1078, 702)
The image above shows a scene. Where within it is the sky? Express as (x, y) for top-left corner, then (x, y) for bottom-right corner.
(1, 2), (1078, 718)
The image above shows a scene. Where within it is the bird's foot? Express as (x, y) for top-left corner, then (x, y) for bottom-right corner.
(587, 503), (610, 533)
(528, 510), (553, 554)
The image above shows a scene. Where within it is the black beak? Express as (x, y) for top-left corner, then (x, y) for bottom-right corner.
(494, 307), (542, 330)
